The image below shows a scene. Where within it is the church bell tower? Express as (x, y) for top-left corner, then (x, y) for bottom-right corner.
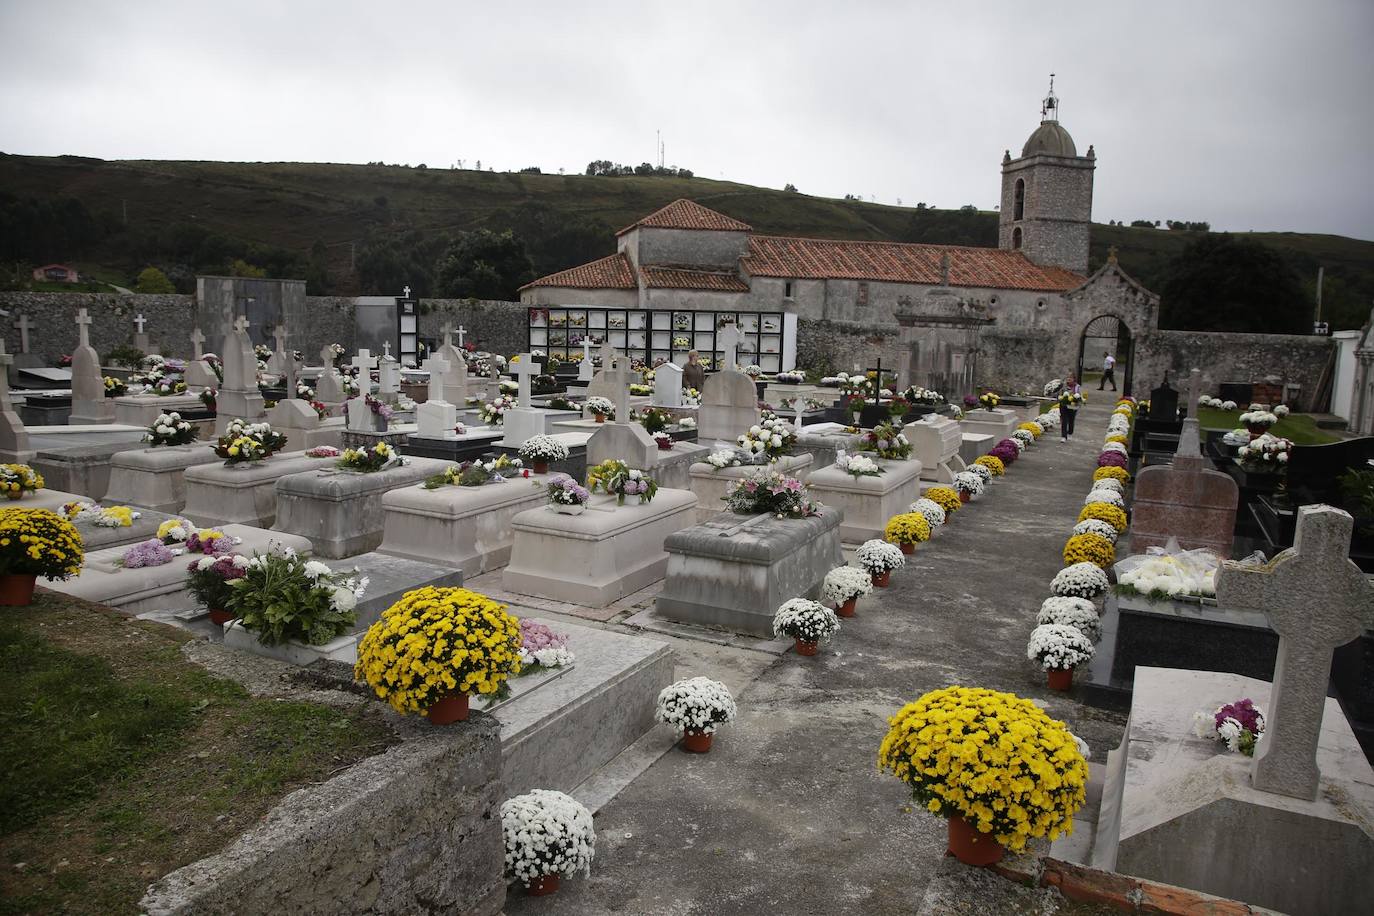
(999, 76), (1095, 275)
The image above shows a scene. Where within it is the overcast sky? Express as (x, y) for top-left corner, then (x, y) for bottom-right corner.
(2, 0), (1371, 240)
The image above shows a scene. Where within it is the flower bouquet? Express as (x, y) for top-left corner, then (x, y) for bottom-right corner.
(1116, 548), (1220, 602)
(775, 370), (805, 384)
(973, 455), (1004, 477)
(214, 419), (288, 465)
(652, 431), (674, 450)
(1191, 698), (1265, 756)
(187, 553), (250, 624)
(143, 411), (198, 447)
(519, 435), (569, 473)
(886, 395), (911, 418)
(909, 497), (946, 529)
(978, 391), (1000, 411)
(1274, 404), (1290, 417)
(229, 548), (368, 648)
(737, 414), (796, 460)
(0, 464), (44, 499)
(355, 585), (521, 724)
(426, 455), (528, 489)
(1036, 596), (1102, 642)
(103, 376), (127, 398)
(605, 466), (657, 505)
(822, 565), (873, 617)
(965, 462), (992, 485)
(772, 597), (841, 656)
(1236, 433), (1292, 472)
(1051, 562), (1110, 599)
(1063, 532), (1115, 569)
(1239, 409), (1278, 438)
(639, 407), (673, 435)
(837, 454), (883, 478)
(0, 509), (83, 604)
(338, 442), (407, 473)
(1084, 487), (1124, 508)
(843, 394), (866, 417)
(924, 486), (962, 516)
(655, 676), (737, 753)
(502, 790), (596, 897)
(883, 512), (930, 554)
(856, 538), (905, 586)
(952, 471), (985, 501)
(722, 472), (821, 519)
(1093, 465), (1130, 485)
(62, 500), (138, 528)
(546, 474), (591, 514)
(1027, 623), (1096, 689)
(585, 396), (615, 422)
(119, 538), (176, 569)
(1011, 429), (1034, 448)
(1059, 390), (1085, 410)
(306, 445), (340, 458)
(1016, 421), (1044, 439)
(517, 619), (576, 672)
(858, 423), (912, 460)
(479, 395), (516, 425)
(878, 686), (1087, 863)
(199, 388), (217, 411)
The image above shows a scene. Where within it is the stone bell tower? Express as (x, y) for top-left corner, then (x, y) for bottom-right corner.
(999, 75), (1096, 275)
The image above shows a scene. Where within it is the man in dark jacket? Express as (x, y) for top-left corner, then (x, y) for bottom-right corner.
(683, 351), (706, 391)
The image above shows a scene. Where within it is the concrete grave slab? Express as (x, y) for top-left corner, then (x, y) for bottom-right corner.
(687, 452), (813, 524)
(804, 456), (924, 543)
(113, 394), (203, 428)
(182, 450), (328, 528)
(104, 444), (221, 513)
(960, 406), (1019, 441)
(905, 414), (963, 483)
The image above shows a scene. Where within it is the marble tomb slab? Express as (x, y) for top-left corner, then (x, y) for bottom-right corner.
(113, 394), (204, 428)
(182, 451), (327, 528)
(686, 452), (814, 524)
(960, 407), (1019, 441)
(104, 444), (221, 514)
(804, 456), (924, 543)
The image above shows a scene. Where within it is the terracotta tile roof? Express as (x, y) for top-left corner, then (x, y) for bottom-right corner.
(640, 266), (750, 292)
(520, 253), (636, 290)
(742, 236), (1084, 292)
(616, 199), (753, 235)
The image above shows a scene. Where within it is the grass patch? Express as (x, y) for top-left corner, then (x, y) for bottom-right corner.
(1195, 407), (1339, 445)
(0, 594), (396, 916)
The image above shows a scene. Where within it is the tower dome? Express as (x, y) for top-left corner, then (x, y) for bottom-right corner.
(1022, 120), (1077, 158)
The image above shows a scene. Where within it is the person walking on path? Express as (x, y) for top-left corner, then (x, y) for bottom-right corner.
(1059, 375), (1082, 441)
(1098, 351), (1117, 391)
(683, 350), (706, 392)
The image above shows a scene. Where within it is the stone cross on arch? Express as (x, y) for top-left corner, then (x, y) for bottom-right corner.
(75, 307), (93, 349)
(271, 325), (288, 352)
(606, 355), (637, 423)
(14, 314), (32, 354)
(190, 327), (205, 359)
(1215, 504), (1374, 800)
(718, 322), (743, 371)
(456, 325), (466, 348)
(510, 352), (540, 408)
(422, 354), (449, 402)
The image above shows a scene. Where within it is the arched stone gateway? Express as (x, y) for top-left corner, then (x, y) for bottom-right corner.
(1076, 313), (1134, 396)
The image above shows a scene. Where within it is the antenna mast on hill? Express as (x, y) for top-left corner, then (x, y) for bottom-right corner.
(657, 130), (665, 169)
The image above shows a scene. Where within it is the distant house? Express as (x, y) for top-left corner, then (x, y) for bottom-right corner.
(32, 264), (79, 283)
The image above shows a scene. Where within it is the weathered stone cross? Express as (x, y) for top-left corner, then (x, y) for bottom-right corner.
(403, 285), (411, 298)
(233, 315), (250, 335)
(1215, 505), (1374, 800)
(581, 339), (593, 363)
(718, 322), (742, 371)
(382, 340), (392, 358)
(456, 325), (466, 347)
(190, 327), (205, 359)
(13, 314), (32, 353)
(1174, 368), (1203, 467)
(134, 313), (147, 334)
(351, 349), (377, 394)
(422, 355), (449, 403)
(75, 308), (92, 349)
(607, 356), (637, 423)
(441, 322), (454, 348)
(511, 353), (540, 408)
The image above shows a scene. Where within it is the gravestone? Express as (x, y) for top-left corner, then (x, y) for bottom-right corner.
(133, 313), (151, 354)
(350, 349), (377, 397)
(434, 323), (471, 405)
(1148, 378), (1179, 421)
(265, 325), (289, 377)
(315, 343), (347, 407)
(184, 327), (218, 390)
(584, 343), (624, 401)
(903, 414), (963, 483)
(214, 316), (266, 434)
(499, 353), (546, 446)
(346, 395), (382, 433)
(0, 340), (35, 463)
(652, 361), (683, 408)
(415, 355), (457, 439)
(1215, 504), (1374, 799)
(698, 331), (760, 442)
(377, 341), (401, 403)
(578, 339), (595, 381)
(586, 356), (657, 468)
(68, 308), (114, 424)
(718, 322), (743, 372)
(9, 314), (44, 375)
(1131, 369), (1239, 556)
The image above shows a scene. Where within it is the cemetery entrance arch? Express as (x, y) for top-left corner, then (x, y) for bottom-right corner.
(1076, 314), (1134, 397)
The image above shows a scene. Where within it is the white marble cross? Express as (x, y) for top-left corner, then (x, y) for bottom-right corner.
(456, 325), (466, 347)
(441, 322), (454, 348)
(233, 315), (250, 334)
(14, 314), (32, 353)
(581, 339), (593, 362)
(351, 349), (377, 394)
(422, 355), (450, 402)
(607, 356), (637, 423)
(719, 322), (742, 371)
(1215, 505), (1374, 800)
(511, 353), (540, 408)
(134, 313), (147, 333)
(190, 327), (205, 359)
(382, 340), (392, 358)
(76, 308), (92, 349)
(403, 285), (411, 298)
(319, 343), (336, 367)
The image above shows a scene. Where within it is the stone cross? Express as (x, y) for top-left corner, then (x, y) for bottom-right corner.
(280, 336), (298, 394)
(403, 285), (411, 298)
(351, 349), (377, 395)
(76, 308), (92, 349)
(1215, 505), (1374, 800)
(233, 315), (250, 334)
(272, 325), (287, 353)
(457, 326), (466, 347)
(511, 353), (539, 408)
(382, 340), (392, 358)
(939, 251), (951, 287)
(794, 397), (806, 431)
(599, 340), (616, 369)
(14, 314), (32, 353)
(1174, 368), (1203, 466)
(718, 323), (742, 371)
(607, 356), (637, 423)
(0, 338), (12, 392)
(320, 343), (336, 367)
(441, 322), (454, 348)
(190, 327), (205, 359)
(134, 313), (147, 334)
(422, 355), (449, 402)
(582, 339), (593, 362)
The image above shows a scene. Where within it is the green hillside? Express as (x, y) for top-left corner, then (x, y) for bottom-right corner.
(1, 153), (1371, 329)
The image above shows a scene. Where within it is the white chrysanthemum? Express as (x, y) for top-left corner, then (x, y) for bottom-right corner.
(1101, 441), (1128, 456)
(655, 677), (737, 736)
(1085, 489), (1125, 508)
(910, 498), (946, 528)
(1027, 623), (1095, 671)
(856, 539), (905, 573)
(1051, 562), (1110, 598)
(1036, 596), (1102, 642)
(953, 471), (985, 496)
(501, 789), (596, 884)
(1092, 477), (1125, 494)
(1073, 519), (1119, 544)
(771, 597), (841, 642)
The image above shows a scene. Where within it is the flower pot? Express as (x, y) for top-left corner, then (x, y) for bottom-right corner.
(525, 873), (560, 896)
(1246, 424), (1269, 439)
(531, 460), (549, 474)
(959, 491), (971, 504)
(947, 815), (1004, 866)
(552, 503), (585, 515)
(425, 692), (470, 725)
(1047, 667), (1074, 691)
(871, 570), (891, 588)
(657, 440), (673, 451)
(794, 638), (818, 656)
(0, 573), (38, 606)
(594, 414), (606, 424)
(899, 541), (915, 555)
(836, 597), (857, 618)
(207, 607), (234, 626)
(5, 491), (24, 501)
(681, 730), (713, 754)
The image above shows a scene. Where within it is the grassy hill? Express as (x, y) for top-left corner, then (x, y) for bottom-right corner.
(2, 153), (1371, 329)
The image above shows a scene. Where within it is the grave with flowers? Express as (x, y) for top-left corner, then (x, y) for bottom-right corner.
(804, 427), (923, 543)
(53, 498), (174, 551)
(103, 412), (222, 512)
(959, 403), (1019, 442)
(903, 413), (964, 484)
(182, 450), (322, 528)
(687, 449), (814, 524)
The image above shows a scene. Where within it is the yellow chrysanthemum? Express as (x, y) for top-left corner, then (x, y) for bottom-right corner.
(1077, 502), (1128, 532)
(0, 508), (84, 580)
(1063, 532), (1116, 568)
(884, 512), (930, 545)
(1093, 466), (1131, 484)
(973, 455), (1005, 476)
(925, 487), (962, 514)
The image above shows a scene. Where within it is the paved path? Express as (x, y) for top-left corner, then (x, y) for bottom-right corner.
(509, 402), (1128, 915)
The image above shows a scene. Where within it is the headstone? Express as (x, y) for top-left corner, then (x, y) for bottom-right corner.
(377, 341), (401, 401)
(652, 361), (683, 407)
(315, 343), (347, 405)
(718, 322), (742, 371)
(266, 326), (289, 377)
(498, 354), (545, 447)
(9, 313), (43, 374)
(904, 414), (962, 483)
(698, 365), (760, 442)
(586, 356), (657, 468)
(578, 339), (595, 381)
(351, 350), (377, 396)
(0, 340), (35, 463)
(416, 355), (457, 439)
(133, 313), (151, 354)
(214, 315), (266, 434)
(1131, 369), (1239, 556)
(1215, 505), (1374, 800)
(347, 395), (379, 432)
(511, 353), (539, 409)
(69, 308), (113, 424)
(183, 327), (218, 391)
(584, 343), (623, 401)
(435, 323), (470, 405)
(14, 313), (33, 355)
(1148, 377), (1179, 422)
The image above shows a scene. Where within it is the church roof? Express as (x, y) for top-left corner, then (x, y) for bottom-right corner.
(616, 199), (753, 235)
(640, 266), (750, 292)
(1021, 120), (1078, 158)
(742, 236), (1084, 292)
(521, 253), (637, 290)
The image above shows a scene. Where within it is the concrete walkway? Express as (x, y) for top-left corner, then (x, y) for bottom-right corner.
(508, 402), (1128, 915)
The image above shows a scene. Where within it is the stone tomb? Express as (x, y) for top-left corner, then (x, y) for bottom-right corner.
(377, 474), (550, 577)
(960, 407), (1018, 442)
(656, 506), (844, 637)
(113, 394), (204, 429)
(9, 485), (87, 513)
(272, 457), (451, 558)
(104, 444), (222, 514)
(804, 456), (923, 543)
(68, 506), (179, 552)
(68, 308), (114, 425)
(697, 369), (760, 443)
(48, 525), (313, 616)
(0, 340), (35, 464)
(958, 432), (995, 466)
(792, 423), (862, 470)
(687, 453), (814, 524)
(182, 451), (329, 528)
(31, 433), (148, 501)
(904, 414), (964, 483)
(503, 489), (699, 607)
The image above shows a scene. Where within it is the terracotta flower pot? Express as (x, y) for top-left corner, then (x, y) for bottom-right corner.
(947, 815), (1004, 866)
(525, 873), (560, 896)
(836, 597), (857, 617)
(899, 541), (915, 555)
(1246, 424), (1269, 439)
(1047, 667), (1074, 691)
(681, 729), (713, 753)
(594, 414), (606, 424)
(871, 569), (891, 588)
(0, 573), (38, 606)
(532, 460), (550, 474)
(425, 692), (471, 725)
(959, 491), (971, 504)
(794, 638), (818, 656)
(6, 491), (24, 501)
(207, 607), (234, 626)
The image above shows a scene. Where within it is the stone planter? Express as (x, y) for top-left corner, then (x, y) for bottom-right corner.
(272, 458), (451, 559)
(182, 451), (322, 528)
(656, 505), (843, 636)
(222, 621), (357, 666)
(687, 452), (814, 524)
(804, 456), (923, 543)
(104, 444), (220, 514)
